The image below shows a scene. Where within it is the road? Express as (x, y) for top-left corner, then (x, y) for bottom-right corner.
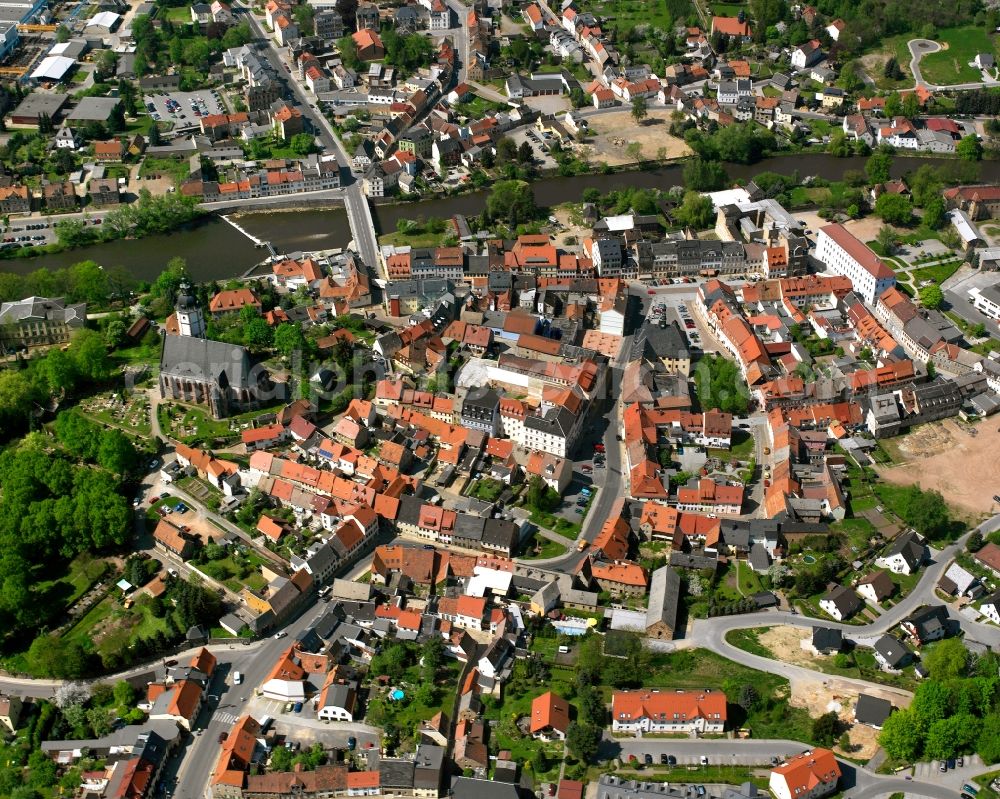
(907, 38), (999, 91)
(235, 3), (380, 272)
(441, 0), (469, 83)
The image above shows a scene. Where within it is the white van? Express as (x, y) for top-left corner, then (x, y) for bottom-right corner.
(233, 671), (243, 685)
(558, 646), (569, 654)
(258, 715), (273, 733)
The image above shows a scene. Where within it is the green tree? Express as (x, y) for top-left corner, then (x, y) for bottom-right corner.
(273, 323), (306, 358)
(97, 429), (137, 475)
(956, 135), (983, 161)
(976, 713), (1000, 763)
(484, 180), (537, 226)
(811, 711), (840, 746)
(877, 225), (897, 256)
(682, 157), (728, 191)
(923, 196), (945, 229)
(290, 133), (317, 154)
(879, 708), (923, 761)
(919, 284), (944, 309)
(866, 151), (894, 184)
(565, 722), (601, 762)
(926, 713), (980, 761)
(875, 193), (913, 225)
(243, 318), (274, 351)
(104, 318), (128, 349)
(970, 323), (987, 338)
(631, 96), (648, 124)
(70, 329), (112, 381)
(828, 130), (853, 157)
(674, 191), (715, 229)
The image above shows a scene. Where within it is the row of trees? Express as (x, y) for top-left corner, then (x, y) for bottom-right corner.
(880, 643), (1000, 763)
(0, 328), (118, 442)
(0, 260), (134, 308)
(0, 433), (134, 643)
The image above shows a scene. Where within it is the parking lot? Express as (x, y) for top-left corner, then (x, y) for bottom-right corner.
(506, 127), (557, 169)
(143, 89), (228, 132)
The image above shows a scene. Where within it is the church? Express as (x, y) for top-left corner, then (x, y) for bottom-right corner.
(158, 285), (279, 419)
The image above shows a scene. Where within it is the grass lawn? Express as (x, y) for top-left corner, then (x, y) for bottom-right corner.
(831, 516), (879, 553)
(139, 155), (192, 187)
(467, 478), (505, 503)
(453, 95), (509, 120)
(146, 495), (183, 523)
(34, 553), (111, 612)
(199, 555), (268, 593)
(725, 627), (772, 658)
(643, 649), (813, 741)
(81, 392), (152, 437)
(710, 2), (745, 15)
(159, 400), (285, 447)
(575, 0), (687, 34)
(616, 767), (768, 788)
(729, 429), (755, 459)
(379, 229), (452, 249)
(735, 560), (763, 596)
(164, 5), (193, 21)
(520, 535), (567, 560)
(910, 260), (962, 285)
(919, 26), (996, 86)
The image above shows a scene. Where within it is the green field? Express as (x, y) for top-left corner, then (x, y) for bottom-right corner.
(520, 536), (567, 560)
(575, 0), (690, 34)
(918, 26), (996, 86)
(910, 260), (962, 285)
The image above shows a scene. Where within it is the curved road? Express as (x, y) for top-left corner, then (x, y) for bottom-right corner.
(907, 38), (1000, 91)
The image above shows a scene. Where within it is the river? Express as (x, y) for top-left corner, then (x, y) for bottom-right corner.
(5, 154), (999, 282)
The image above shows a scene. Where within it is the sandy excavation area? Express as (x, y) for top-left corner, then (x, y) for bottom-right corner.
(757, 627), (904, 759)
(878, 417), (1000, 517)
(586, 111), (693, 166)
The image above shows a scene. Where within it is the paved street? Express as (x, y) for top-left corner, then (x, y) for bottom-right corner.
(234, 3), (380, 272)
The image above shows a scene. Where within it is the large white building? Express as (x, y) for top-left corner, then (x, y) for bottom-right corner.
(969, 284), (1000, 321)
(815, 223), (896, 303)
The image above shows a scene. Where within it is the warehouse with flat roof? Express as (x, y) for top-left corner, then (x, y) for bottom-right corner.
(7, 92), (68, 126)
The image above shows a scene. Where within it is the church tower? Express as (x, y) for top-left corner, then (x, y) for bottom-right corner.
(176, 282), (205, 338)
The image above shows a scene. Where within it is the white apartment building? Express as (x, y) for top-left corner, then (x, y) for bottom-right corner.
(815, 223), (896, 303)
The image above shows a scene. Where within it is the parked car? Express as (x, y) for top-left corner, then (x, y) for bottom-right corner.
(347, 736), (357, 750)
(644, 754), (653, 766)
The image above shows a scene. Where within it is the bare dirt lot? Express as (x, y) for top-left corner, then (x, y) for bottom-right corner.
(878, 417), (1000, 517)
(756, 626), (903, 759)
(586, 112), (693, 167)
(843, 216), (887, 244)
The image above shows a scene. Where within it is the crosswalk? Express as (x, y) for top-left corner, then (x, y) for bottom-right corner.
(214, 712), (239, 725)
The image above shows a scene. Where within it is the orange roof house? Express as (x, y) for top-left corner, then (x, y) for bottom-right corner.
(352, 28), (384, 59)
(211, 715), (262, 789)
(611, 689), (727, 732)
(769, 749), (841, 799)
(209, 288), (261, 316)
(711, 15), (751, 37)
(530, 692), (571, 738)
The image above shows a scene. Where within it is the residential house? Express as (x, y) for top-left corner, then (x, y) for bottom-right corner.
(856, 570), (894, 605)
(854, 694), (892, 729)
(872, 634), (910, 670)
(769, 749), (840, 799)
(611, 689), (726, 734)
(875, 530), (926, 575)
(530, 692), (570, 741)
(818, 583), (862, 621)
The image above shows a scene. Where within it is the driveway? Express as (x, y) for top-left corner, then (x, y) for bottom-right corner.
(907, 39), (941, 87)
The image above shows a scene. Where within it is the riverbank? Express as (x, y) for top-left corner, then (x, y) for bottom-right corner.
(2, 152), (997, 282)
